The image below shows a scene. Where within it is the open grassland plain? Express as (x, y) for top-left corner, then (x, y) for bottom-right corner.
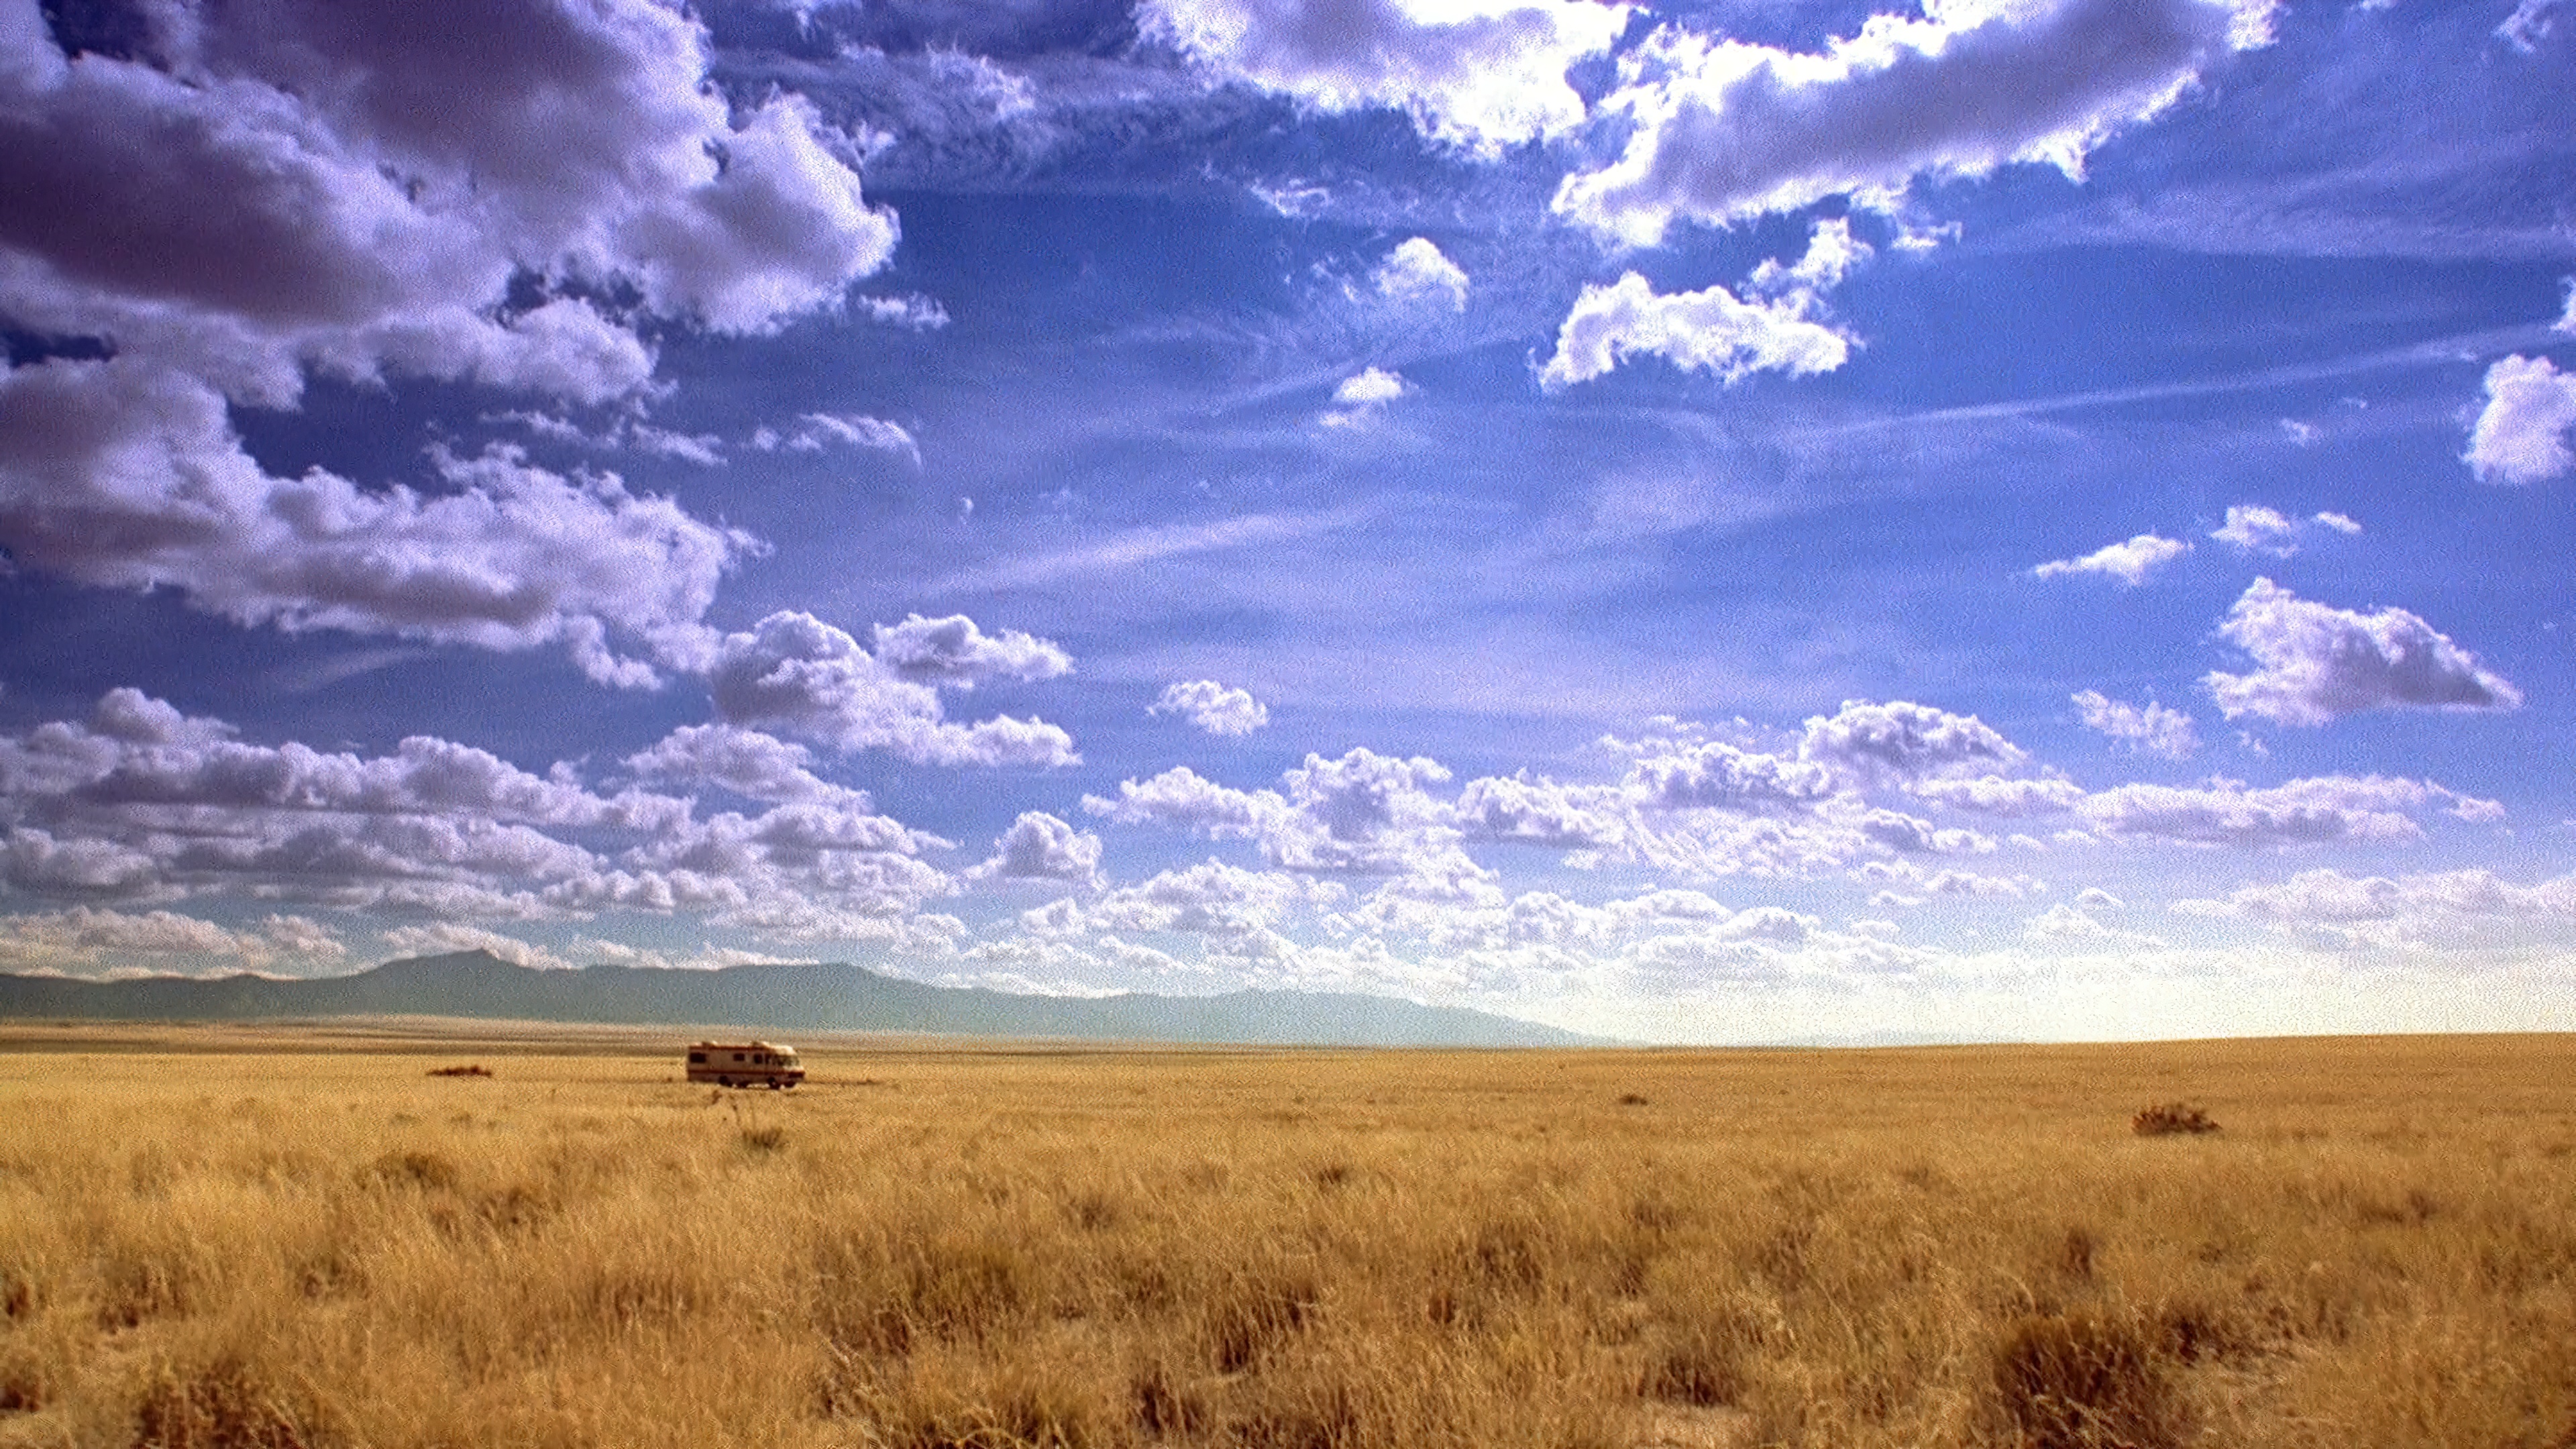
(0, 1026), (2570, 1449)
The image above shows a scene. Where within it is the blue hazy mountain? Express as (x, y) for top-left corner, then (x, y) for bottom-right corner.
(0, 951), (1598, 1047)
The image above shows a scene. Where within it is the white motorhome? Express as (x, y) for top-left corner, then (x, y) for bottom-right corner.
(686, 1040), (804, 1089)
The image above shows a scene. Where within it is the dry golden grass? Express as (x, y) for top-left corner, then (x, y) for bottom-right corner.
(1, 1024), (2571, 1448)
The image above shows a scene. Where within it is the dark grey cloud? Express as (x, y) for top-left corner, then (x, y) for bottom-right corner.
(0, 0), (897, 676)
(0, 360), (755, 687)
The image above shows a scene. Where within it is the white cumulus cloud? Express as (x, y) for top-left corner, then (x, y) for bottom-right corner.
(2210, 503), (2362, 555)
(871, 614), (1075, 688)
(969, 812), (1104, 888)
(1140, 0), (1629, 152)
(2498, 0), (2572, 52)
(1553, 0), (2272, 244)
(1544, 217), (1866, 390)
(1151, 680), (1271, 737)
(2465, 354), (2576, 484)
(1322, 366), (1411, 426)
(2071, 691), (2200, 759)
(707, 611), (1078, 767)
(2032, 533), (2190, 586)
(1801, 699), (2027, 780)
(1087, 749), (1473, 879)
(0, 906), (343, 974)
(0, 687), (959, 947)
(859, 293), (951, 330)
(2175, 866), (2576, 949)
(2203, 579), (2521, 727)
(1372, 237), (1469, 311)
(2078, 774), (2473, 847)
(1538, 271), (1851, 390)
(754, 412), (920, 462)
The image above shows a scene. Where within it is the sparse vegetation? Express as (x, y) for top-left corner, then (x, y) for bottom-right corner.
(425, 1064), (492, 1078)
(0, 1027), (2570, 1448)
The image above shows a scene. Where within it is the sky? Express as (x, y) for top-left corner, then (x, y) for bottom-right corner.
(2, 0), (2574, 1043)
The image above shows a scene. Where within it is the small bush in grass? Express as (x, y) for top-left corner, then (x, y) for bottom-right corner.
(1642, 1305), (1762, 1407)
(1990, 1311), (2183, 1449)
(1130, 1358), (1206, 1437)
(904, 1234), (1029, 1346)
(739, 1125), (788, 1155)
(2055, 1226), (2099, 1283)
(132, 1354), (315, 1449)
(365, 1148), (460, 1191)
(0, 1346), (44, 1413)
(425, 1065), (490, 1079)
(2131, 1103), (2219, 1137)
(1206, 1265), (1320, 1373)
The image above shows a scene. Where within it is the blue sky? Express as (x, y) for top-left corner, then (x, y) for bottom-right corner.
(3, 0), (2574, 1042)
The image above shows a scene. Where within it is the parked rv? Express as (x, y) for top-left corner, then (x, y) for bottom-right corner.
(686, 1041), (804, 1089)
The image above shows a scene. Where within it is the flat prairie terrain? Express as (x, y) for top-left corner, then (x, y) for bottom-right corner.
(0, 1024), (2569, 1448)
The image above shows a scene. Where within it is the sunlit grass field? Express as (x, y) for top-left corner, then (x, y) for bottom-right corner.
(0, 1023), (2569, 1448)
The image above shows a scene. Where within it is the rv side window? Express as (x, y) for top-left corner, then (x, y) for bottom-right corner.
(732, 1053), (745, 1063)
(688, 1053), (706, 1064)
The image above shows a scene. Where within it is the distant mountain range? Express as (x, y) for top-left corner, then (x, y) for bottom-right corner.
(0, 951), (1597, 1047)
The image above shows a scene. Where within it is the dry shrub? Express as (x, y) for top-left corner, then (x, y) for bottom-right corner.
(572, 1256), (703, 1331)
(1627, 1194), (1684, 1240)
(0, 1344), (44, 1413)
(906, 1234), (1030, 1344)
(97, 1252), (193, 1330)
(868, 1358), (1124, 1449)
(739, 1124), (788, 1156)
(364, 1148), (460, 1192)
(1224, 1373), (1367, 1449)
(814, 1228), (1035, 1362)
(2131, 1104), (2219, 1138)
(1989, 1311), (2183, 1449)
(424, 1065), (491, 1079)
(2055, 1226), (2099, 1284)
(1642, 1304), (1763, 1407)
(2353, 1187), (2440, 1227)
(1065, 1185), (1126, 1231)
(1205, 1265), (1321, 1374)
(1468, 1215), (1551, 1297)
(470, 1179), (557, 1235)
(1746, 1222), (1813, 1292)
(1130, 1356), (1207, 1437)
(2149, 1294), (2257, 1366)
(814, 1237), (910, 1362)
(132, 1355), (315, 1449)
